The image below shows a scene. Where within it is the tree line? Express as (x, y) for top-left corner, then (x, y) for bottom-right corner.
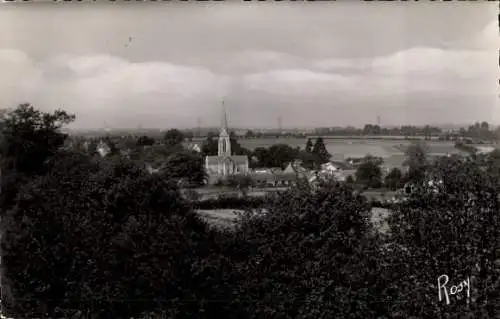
(0, 104), (499, 318)
(240, 122), (498, 141)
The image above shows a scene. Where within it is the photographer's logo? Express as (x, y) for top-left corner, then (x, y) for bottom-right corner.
(437, 274), (471, 305)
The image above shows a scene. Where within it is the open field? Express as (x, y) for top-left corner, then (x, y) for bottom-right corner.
(238, 138), (467, 168)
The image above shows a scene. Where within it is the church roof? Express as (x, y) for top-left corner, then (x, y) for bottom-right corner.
(206, 155), (248, 165)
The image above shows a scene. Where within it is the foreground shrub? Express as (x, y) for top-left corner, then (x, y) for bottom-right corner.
(194, 195), (266, 210)
(1, 154), (217, 318)
(231, 180), (389, 318)
(386, 156), (500, 318)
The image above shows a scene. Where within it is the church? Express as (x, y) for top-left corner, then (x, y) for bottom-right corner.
(205, 104), (249, 182)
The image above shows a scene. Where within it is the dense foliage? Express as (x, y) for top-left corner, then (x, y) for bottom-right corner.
(384, 167), (404, 190)
(386, 155), (500, 318)
(163, 129), (185, 147)
(193, 195), (266, 210)
(355, 155), (383, 189)
(403, 141), (430, 184)
(1, 104), (499, 318)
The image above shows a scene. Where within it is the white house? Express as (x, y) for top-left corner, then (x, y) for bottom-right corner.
(187, 143), (201, 153)
(320, 162), (340, 172)
(97, 140), (111, 157)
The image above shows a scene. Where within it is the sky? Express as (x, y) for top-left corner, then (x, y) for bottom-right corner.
(0, 2), (498, 129)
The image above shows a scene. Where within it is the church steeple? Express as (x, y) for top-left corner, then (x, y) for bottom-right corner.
(218, 100), (231, 157)
(221, 100), (228, 131)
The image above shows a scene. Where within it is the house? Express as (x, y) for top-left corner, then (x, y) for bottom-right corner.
(252, 167), (283, 175)
(248, 171), (297, 188)
(269, 167), (284, 174)
(205, 104), (249, 184)
(96, 140), (111, 157)
(187, 143), (201, 153)
(284, 160), (311, 179)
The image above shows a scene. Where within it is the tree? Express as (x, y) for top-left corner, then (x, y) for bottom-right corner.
(184, 131), (194, 142)
(1, 154), (221, 318)
(229, 131), (252, 156)
(161, 150), (207, 185)
(386, 156), (500, 318)
(102, 136), (120, 157)
(485, 149), (500, 189)
(201, 134), (218, 156)
(233, 179), (388, 318)
(305, 138), (313, 153)
(0, 103), (75, 176)
(225, 175), (253, 196)
(163, 129), (185, 147)
(0, 104), (75, 210)
(267, 144), (300, 169)
(403, 141), (429, 184)
(355, 155), (382, 189)
(299, 149), (317, 170)
(251, 147), (270, 167)
(345, 174), (355, 185)
(245, 130), (255, 139)
(136, 135), (155, 147)
(384, 167), (403, 190)
(311, 137), (331, 167)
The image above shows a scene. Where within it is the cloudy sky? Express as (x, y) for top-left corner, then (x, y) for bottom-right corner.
(0, 2), (497, 129)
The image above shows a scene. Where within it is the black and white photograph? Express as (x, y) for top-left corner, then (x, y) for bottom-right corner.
(0, 1), (498, 318)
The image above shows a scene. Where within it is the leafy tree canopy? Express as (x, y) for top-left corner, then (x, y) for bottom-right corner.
(163, 129), (185, 147)
(0, 103), (75, 175)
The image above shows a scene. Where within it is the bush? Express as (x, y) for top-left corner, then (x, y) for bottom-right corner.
(385, 156), (500, 318)
(384, 167), (404, 190)
(231, 180), (389, 318)
(1, 155), (217, 318)
(3, 102), (499, 318)
(194, 195), (266, 210)
(355, 155), (383, 189)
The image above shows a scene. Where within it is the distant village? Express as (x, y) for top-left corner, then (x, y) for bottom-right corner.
(60, 105), (499, 206)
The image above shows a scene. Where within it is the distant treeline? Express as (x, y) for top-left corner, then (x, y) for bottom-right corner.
(67, 122), (499, 143)
(184, 122), (499, 141)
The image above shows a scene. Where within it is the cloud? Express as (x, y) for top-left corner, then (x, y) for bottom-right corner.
(0, 42), (497, 129)
(0, 49), (231, 128)
(242, 69), (359, 97)
(311, 58), (371, 72)
(473, 20), (498, 50)
(0, 49), (42, 107)
(224, 50), (306, 74)
(241, 45), (497, 100)
(371, 47), (496, 78)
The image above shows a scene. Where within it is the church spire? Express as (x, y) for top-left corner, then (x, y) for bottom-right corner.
(221, 99), (228, 130)
(218, 99), (231, 157)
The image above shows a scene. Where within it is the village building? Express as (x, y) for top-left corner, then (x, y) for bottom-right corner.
(283, 159), (311, 179)
(187, 143), (201, 153)
(205, 104), (249, 183)
(96, 140), (111, 157)
(249, 166), (297, 187)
